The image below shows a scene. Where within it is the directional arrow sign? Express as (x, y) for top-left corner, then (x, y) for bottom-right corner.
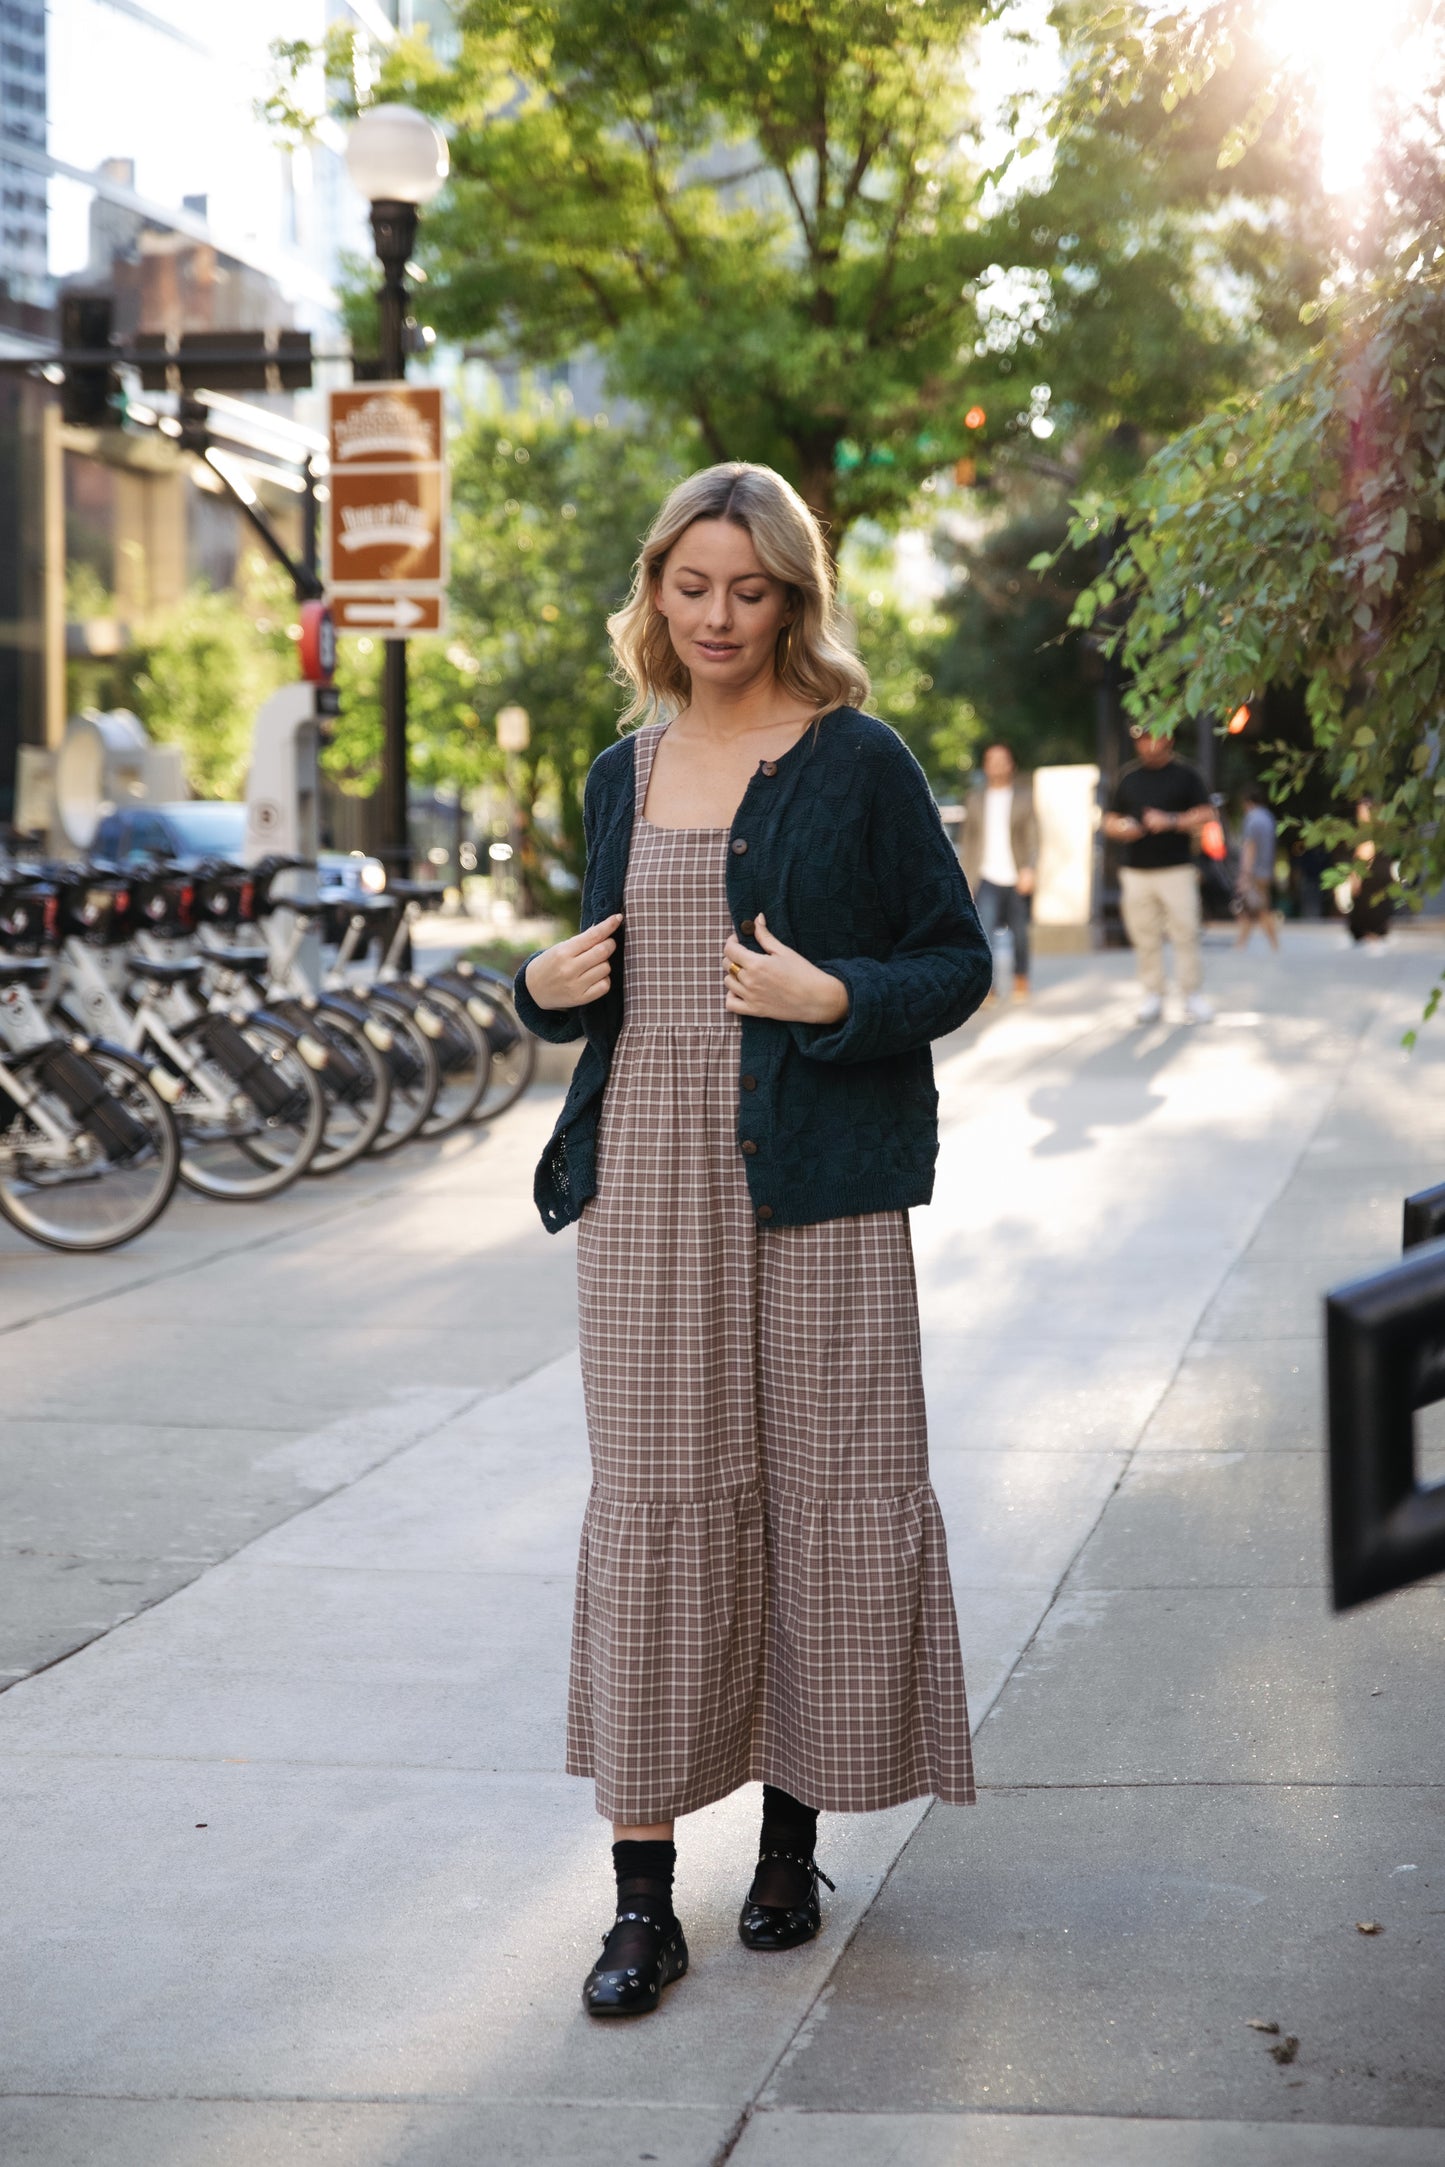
(332, 592), (446, 635)
(327, 382), (448, 638)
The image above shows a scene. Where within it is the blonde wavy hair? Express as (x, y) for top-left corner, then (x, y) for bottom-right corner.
(607, 461), (870, 728)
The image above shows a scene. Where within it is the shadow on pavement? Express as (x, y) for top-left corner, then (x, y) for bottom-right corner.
(1029, 1023), (1192, 1158)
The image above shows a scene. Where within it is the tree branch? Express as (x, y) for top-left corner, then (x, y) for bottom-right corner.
(625, 114), (696, 271)
(692, 393), (729, 464)
(864, 129), (927, 341)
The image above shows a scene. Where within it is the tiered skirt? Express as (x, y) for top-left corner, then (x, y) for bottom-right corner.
(569, 1017), (973, 1822)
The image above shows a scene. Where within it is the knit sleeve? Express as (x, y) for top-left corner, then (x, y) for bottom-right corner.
(512, 953), (586, 1043)
(511, 752), (612, 1044)
(793, 731), (992, 1065)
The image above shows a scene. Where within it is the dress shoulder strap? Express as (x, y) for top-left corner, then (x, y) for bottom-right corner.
(630, 720), (668, 817)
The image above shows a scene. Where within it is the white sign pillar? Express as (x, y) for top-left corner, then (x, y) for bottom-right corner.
(1032, 763), (1100, 954)
(244, 682), (320, 872)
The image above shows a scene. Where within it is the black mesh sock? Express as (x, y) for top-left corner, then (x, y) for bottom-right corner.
(751, 1786), (819, 1908)
(601, 1839), (677, 1971)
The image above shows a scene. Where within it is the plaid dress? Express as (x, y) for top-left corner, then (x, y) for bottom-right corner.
(568, 722), (974, 1822)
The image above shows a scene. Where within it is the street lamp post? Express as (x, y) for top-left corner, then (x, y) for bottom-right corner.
(495, 703), (531, 920)
(344, 104), (449, 869)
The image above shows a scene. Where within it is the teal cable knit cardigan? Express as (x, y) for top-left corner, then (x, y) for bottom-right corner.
(513, 706), (992, 1234)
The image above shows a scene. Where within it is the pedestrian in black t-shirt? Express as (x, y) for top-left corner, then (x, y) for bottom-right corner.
(1103, 728), (1214, 1025)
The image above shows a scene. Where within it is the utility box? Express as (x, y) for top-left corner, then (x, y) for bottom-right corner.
(244, 681), (320, 871)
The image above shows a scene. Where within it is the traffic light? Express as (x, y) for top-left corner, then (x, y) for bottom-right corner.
(58, 292), (119, 428)
(176, 393), (210, 456)
(133, 329), (312, 393)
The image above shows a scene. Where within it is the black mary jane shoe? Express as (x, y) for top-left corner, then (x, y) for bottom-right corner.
(582, 1909), (689, 2018)
(737, 1848), (836, 1953)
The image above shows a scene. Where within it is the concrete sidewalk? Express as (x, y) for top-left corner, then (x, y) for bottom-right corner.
(2, 927), (1443, 2163)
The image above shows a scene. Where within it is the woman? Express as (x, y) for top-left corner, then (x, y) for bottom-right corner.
(514, 462), (990, 2019)
(1347, 798), (1394, 945)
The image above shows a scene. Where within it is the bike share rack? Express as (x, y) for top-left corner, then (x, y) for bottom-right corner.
(1326, 1181), (1445, 1609)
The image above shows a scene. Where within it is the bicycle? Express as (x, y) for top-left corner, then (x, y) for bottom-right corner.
(188, 860), (392, 1176)
(325, 891), (491, 1140)
(237, 860), (445, 1157)
(334, 880), (531, 1122)
(0, 874), (180, 1251)
(47, 861), (327, 1202)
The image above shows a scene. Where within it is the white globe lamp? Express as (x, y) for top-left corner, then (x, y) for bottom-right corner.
(345, 104), (449, 208)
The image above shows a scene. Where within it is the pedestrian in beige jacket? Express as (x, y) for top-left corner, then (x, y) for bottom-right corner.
(958, 743), (1039, 999)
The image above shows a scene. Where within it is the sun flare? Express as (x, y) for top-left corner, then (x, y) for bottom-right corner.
(1255, 0), (1424, 195)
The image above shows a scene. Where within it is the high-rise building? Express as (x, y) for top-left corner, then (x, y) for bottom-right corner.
(0, 0), (466, 823)
(2, 2), (352, 820)
(0, 0), (51, 822)
(0, 0), (49, 330)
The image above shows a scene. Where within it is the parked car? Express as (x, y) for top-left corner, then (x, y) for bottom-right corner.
(91, 803), (386, 900)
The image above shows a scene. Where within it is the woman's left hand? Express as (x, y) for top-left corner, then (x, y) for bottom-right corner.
(723, 912), (849, 1026)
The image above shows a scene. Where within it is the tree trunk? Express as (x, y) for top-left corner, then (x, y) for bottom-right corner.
(513, 755), (545, 920)
(796, 448), (842, 564)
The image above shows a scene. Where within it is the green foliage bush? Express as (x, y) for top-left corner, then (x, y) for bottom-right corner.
(66, 556), (297, 800)
(1050, 1), (1445, 993)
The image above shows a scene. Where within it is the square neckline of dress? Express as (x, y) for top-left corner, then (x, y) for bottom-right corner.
(634, 712), (824, 832)
(635, 723), (729, 833)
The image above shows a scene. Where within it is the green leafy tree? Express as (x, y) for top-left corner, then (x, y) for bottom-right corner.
(325, 638), (498, 805)
(299, 0), (1011, 544)
(919, 0), (1339, 777)
(981, 3), (1333, 467)
(1049, 2), (1445, 995)
(270, 2), (1326, 525)
(131, 563), (296, 799)
(263, 1), (1341, 781)
(65, 557), (298, 799)
(448, 414), (691, 907)
(931, 507), (1098, 771)
(836, 528), (981, 785)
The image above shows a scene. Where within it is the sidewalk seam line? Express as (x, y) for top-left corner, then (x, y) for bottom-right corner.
(969, 959), (1393, 1739)
(0, 1168), (440, 1340)
(0, 1352), (573, 1699)
(712, 996), (1156, 2164)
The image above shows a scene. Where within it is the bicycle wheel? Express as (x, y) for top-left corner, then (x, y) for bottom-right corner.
(434, 965), (538, 1121)
(270, 997), (391, 1175)
(0, 1043), (180, 1252)
(396, 981), (490, 1138)
(364, 994), (440, 1156)
(174, 1014), (326, 1199)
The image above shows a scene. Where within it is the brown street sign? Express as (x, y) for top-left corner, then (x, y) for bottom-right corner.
(329, 384), (443, 468)
(328, 467), (446, 586)
(332, 592), (447, 635)
(326, 381), (449, 625)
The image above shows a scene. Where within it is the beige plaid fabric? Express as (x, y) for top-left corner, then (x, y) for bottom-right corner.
(568, 723), (974, 1822)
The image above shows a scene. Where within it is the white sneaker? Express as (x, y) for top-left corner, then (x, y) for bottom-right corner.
(1184, 993), (1214, 1024)
(1135, 993), (1163, 1025)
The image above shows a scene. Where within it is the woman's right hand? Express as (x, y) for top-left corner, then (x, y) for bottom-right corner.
(523, 913), (623, 1011)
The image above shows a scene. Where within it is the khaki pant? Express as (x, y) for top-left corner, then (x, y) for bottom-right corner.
(1119, 863), (1202, 996)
